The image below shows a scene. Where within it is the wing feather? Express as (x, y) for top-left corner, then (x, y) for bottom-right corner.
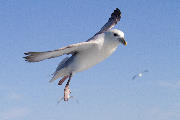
(23, 8), (121, 62)
(87, 8), (121, 41)
(23, 41), (98, 62)
(98, 8), (121, 34)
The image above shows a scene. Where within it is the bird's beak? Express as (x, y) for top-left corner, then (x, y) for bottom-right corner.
(119, 38), (127, 46)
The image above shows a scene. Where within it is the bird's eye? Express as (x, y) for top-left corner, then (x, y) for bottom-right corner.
(113, 33), (118, 37)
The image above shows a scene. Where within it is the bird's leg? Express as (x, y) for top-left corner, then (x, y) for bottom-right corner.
(58, 75), (69, 85)
(66, 73), (72, 86)
(63, 73), (72, 101)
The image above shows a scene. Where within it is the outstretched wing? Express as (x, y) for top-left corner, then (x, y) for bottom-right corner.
(143, 70), (149, 73)
(98, 8), (121, 34)
(87, 8), (121, 41)
(132, 75), (137, 80)
(23, 8), (121, 62)
(24, 41), (98, 62)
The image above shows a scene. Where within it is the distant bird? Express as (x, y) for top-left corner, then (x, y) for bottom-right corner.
(23, 8), (127, 85)
(132, 70), (149, 80)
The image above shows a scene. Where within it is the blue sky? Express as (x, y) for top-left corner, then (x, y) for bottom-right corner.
(0, 0), (180, 120)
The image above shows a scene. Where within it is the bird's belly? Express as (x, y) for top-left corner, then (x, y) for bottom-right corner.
(70, 47), (117, 73)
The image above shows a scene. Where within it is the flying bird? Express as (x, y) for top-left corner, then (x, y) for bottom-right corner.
(23, 8), (127, 85)
(132, 70), (149, 80)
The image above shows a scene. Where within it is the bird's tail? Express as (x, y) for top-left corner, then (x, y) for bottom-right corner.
(49, 69), (66, 83)
(49, 57), (70, 83)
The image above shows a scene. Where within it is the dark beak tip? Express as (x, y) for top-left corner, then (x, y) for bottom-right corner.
(124, 41), (127, 46)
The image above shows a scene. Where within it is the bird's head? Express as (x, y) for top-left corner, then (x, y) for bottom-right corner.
(106, 29), (127, 46)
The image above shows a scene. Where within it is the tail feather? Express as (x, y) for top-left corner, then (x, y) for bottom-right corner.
(49, 57), (70, 83)
(49, 68), (67, 83)
(52, 57), (69, 76)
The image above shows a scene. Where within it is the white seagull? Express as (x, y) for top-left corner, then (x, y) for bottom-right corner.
(24, 8), (127, 85)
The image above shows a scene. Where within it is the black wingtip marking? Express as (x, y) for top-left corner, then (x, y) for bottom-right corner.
(112, 8), (121, 17)
(109, 8), (121, 22)
(24, 52), (29, 55)
(116, 8), (120, 12)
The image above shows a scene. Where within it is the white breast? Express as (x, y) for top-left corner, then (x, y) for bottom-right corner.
(70, 39), (119, 73)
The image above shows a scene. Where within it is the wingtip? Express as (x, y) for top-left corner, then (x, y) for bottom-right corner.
(23, 56), (28, 60)
(115, 8), (121, 15)
(23, 56), (33, 62)
(115, 8), (120, 12)
(111, 8), (121, 20)
(24, 52), (29, 55)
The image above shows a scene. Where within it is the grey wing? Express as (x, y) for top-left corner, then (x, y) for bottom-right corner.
(23, 41), (98, 62)
(97, 8), (121, 34)
(143, 70), (149, 73)
(87, 8), (121, 42)
(132, 75), (137, 80)
(23, 8), (121, 62)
